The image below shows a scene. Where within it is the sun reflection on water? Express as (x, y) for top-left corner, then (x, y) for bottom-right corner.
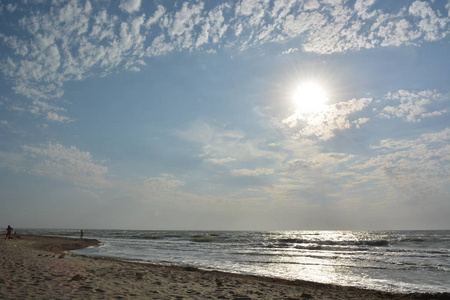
(250, 231), (386, 286)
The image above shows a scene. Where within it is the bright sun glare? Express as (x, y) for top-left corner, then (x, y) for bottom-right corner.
(293, 82), (328, 114)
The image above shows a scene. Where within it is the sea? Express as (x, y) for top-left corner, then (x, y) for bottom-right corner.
(19, 229), (450, 294)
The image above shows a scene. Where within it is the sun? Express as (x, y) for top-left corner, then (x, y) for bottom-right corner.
(292, 81), (328, 114)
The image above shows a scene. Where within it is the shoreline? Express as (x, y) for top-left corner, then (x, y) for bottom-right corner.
(1, 235), (448, 299)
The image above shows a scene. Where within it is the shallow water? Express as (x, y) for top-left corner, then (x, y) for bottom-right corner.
(20, 229), (450, 293)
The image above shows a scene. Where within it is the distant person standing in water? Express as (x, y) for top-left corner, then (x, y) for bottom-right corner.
(5, 225), (13, 239)
(80, 230), (84, 239)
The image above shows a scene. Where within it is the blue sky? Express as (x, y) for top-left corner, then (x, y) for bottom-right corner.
(0, 0), (449, 230)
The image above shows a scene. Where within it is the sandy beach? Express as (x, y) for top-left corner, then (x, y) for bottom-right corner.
(0, 236), (448, 299)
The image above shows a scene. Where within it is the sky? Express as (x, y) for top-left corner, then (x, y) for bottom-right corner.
(0, 0), (449, 231)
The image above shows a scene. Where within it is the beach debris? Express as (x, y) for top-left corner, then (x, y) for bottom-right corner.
(301, 292), (313, 299)
(214, 278), (223, 286)
(71, 274), (86, 281)
(184, 266), (196, 272)
(58, 253), (65, 259)
(233, 295), (252, 300)
(135, 272), (144, 280)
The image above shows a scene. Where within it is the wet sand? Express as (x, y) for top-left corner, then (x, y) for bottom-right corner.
(0, 235), (448, 299)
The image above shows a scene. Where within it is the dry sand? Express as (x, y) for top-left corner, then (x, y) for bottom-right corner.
(1, 235), (448, 299)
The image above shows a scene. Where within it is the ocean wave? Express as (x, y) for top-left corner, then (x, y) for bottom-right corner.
(273, 238), (390, 247)
(130, 235), (162, 240)
(236, 260), (394, 270)
(192, 237), (214, 243)
(399, 238), (426, 243)
(58, 229), (450, 294)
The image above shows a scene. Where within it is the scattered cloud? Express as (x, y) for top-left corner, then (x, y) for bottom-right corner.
(231, 168), (275, 177)
(128, 174), (185, 203)
(119, 0), (141, 14)
(377, 90), (446, 122)
(282, 48), (299, 55)
(282, 98), (372, 140)
(22, 142), (110, 188)
(168, 2), (204, 43)
(287, 159), (318, 171)
(350, 127), (450, 202)
(299, 98), (373, 139)
(0, 1), (449, 229)
(204, 157), (236, 165)
(46, 111), (72, 122)
(280, 88), (448, 141)
(176, 119), (283, 166)
(409, 1), (448, 41)
(140, 174), (184, 194)
(6, 3), (17, 13)
(285, 152), (354, 175)
(352, 117), (370, 128)
(0, 0), (448, 124)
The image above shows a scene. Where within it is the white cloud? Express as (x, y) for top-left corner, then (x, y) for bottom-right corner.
(176, 119), (283, 167)
(282, 48), (299, 55)
(1, 0), (146, 116)
(350, 127), (450, 202)
(282, 98), (372, 140)
(168, 2), (204, 38)
(289, 1), (448, 54)
(140, 174), (184, 193)
(196, 5), (229, 48)
(409, 1), (447, 41)
(146, 5), (165, 28)
(260, 126), (450, 207)
(231, 168), (274, 177)
(378, 90), (446, 122)
(27, 99), (71, 123)
(281, 11), (326, 40)
(119, 0), (141, 14)
(316, 152), (355, 165)
(46, 111), (71, 122)
(145, 34), (175, 57)
(129, 174), (185, 202)
(287, 159), (317, 171)
(205, 157), (236, 165)
(286, 152), (354, 173)
(6, 4), (17, 13)
(1, 0), (448, 125)
(235, 0), (269, 27)
(174, 119), (243, 144)
(22, 142), (110, 188)
(377, 18), (422, 47)
(352, 117), (370, 128)
(303, 0), (320, 11)
(354, 0), (377, 19)
(421, 127), (450, 143)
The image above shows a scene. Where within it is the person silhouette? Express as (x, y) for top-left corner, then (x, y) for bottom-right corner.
(5, 225), (13, 239)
